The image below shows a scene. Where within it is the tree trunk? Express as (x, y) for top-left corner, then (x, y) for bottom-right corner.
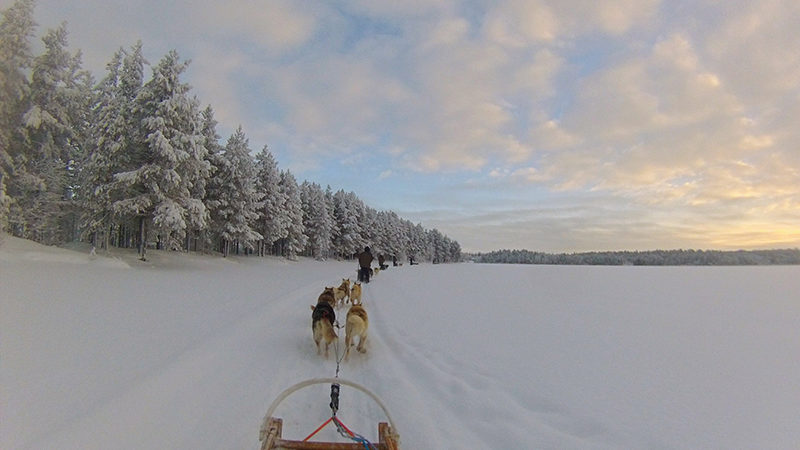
(138, 216), (147, 260)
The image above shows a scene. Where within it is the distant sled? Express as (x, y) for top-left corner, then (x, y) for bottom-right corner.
(259, 377), (400, 449)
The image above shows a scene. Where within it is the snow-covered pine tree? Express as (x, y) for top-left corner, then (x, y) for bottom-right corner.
(378, 210), (404, 261)
(64, 55), (95, 241)
(300, 181), (332, 259)
(331, 189), (362, 258)
(278, 169), (305, 259)
(210, 126), (262, 257)
(428, 228), (446, 263)
(407, 222), (427, 262)
(16, 23), (86, 244)
(360, 205), (378, 252)
(254, 145), (286, 256)
(197, 105), (223, 253)
(81, 49), (122, 249)
(82, 44), (145, 251)
(112, 50), (208, 258)
(0, 0), (36, 231)
(181, 102), (211, 252)
(324, 185), (339, 257)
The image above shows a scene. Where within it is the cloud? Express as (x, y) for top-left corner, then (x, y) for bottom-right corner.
(191, 0), (316, 54)
(18, 0), (800, 252)
(704, 0), (800, 103)
(483, 0), (560, 45)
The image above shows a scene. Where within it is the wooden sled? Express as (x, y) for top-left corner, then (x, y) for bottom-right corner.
(260, 417), (398, 449)
(259, 378), (400, 450)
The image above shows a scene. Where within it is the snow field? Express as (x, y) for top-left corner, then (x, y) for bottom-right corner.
(3, 237), (800, 449)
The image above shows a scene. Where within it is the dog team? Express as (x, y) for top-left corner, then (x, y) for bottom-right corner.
(310, 277), (367, 360)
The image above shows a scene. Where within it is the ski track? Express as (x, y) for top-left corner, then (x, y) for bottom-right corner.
(366, 269), (617, 449)
(4, 253), (369, 450)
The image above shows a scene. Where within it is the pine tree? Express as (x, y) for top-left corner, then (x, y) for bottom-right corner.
(324, 185), (339, 257)
(81, 49), (123, 248)
(15, 23), (87, 244)
(82, 43), (145, 251)
(300, 181), (332, 259)
(254, 145), (286, 256)
(0, 0), (36, 231)
(197, 105), (223, 252)
(209, 126), (262, 256)
(331, 189), (362, 258)
(360, 205), (378, 251)
(111, 50), (208, 257)
(278, 169), (305, 259)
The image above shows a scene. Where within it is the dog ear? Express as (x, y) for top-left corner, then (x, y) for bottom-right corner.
(310, 305), (315, 311)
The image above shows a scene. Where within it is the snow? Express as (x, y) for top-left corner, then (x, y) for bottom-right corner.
(2, 236), (800, 449)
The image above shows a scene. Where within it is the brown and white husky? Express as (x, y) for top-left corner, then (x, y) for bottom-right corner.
(349, 282), (362, 305)
(311, 300), (337, 357)
(333, 278), (350, 307)
(344, 304), (368, 361)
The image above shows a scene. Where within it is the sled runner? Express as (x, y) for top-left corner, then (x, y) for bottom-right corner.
(259, 378), (399, 450)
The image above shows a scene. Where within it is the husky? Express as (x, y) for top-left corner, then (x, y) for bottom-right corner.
(333, 278), (350, 307)
(315, 287), (336, 308)
(349, 281), (362, 305)
(344, 304), (368, 361)
(311, 301), (337, 357)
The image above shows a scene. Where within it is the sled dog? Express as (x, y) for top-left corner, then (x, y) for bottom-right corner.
(350, 282), (362, 305)
(315, 286), (336, 308)
(311, 301), (337, 357)
(333, 278), (350, 307)
(344, 304), (368, 361)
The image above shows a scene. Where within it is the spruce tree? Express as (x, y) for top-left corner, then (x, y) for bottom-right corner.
(17, 23), (86, 243)
(198, 105), (223, 252)
(211, 126), (262, 256)
(83, 44), (145, 250)
(331, 189), (362, 258)
(254, 145), (286, 256)
(112, 50), (208, 257)
(278, 169), (305, 259)
(300, 181), (332, 259)
(0, 0), (36, 232)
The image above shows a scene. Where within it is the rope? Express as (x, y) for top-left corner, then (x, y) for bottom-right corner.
(300, 415), (375, 448)
(332, 319), (346, 378)
(302, 417), (333, 442)
(333, 416), (376, 449)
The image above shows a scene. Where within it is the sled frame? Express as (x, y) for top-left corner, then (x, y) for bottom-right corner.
(261, 417), (398, 450)
(259, 378), (400, 450)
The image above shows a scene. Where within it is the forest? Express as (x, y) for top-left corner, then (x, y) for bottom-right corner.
(0, 0), (461, 262)
(470, 248), (800, 265)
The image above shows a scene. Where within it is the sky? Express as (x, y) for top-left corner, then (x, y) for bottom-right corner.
(6, 0), (800, 252)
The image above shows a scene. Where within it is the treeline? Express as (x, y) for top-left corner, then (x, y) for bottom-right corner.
(0, 1), (461, 262)
(471, 248), (800, 266)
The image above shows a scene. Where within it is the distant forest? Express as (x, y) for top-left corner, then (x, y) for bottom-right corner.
(470, 248), (800, 266)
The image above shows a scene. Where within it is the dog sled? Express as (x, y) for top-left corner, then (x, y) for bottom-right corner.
(259, 377), (400, 450)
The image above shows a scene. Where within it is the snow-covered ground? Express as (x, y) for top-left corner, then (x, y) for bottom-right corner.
(3, 236), (800, 449)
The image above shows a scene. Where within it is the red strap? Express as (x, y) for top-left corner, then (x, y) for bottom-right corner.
(302, 416), (334, 441)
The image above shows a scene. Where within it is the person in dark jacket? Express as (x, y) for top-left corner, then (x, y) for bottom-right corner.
(358, 246), (374, 283)
(378, 254), (387, 270)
